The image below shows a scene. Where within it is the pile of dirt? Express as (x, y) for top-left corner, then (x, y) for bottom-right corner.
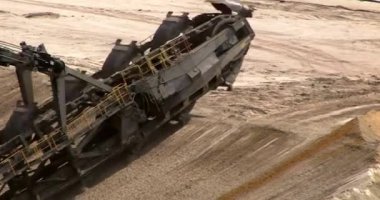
(330, 112), (380, 200)
(332, 166), (380, 200)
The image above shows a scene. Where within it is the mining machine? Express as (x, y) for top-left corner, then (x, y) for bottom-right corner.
(0, 6), (254, 199)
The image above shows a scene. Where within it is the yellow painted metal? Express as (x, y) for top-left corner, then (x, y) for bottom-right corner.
(0, 36), (192, 178)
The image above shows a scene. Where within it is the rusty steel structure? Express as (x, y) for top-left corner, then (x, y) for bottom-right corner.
(0, 6), (254, 200)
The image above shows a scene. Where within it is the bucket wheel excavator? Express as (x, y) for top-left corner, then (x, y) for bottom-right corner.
(0, 5), (254, 199)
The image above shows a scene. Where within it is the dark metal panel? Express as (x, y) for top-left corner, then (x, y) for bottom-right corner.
(163, 36), (252, 111)
(66, 68), (112, 92)
(16, 68), (34, 108)
(158, 28), (235, 82)
(186, 68), (201, 79)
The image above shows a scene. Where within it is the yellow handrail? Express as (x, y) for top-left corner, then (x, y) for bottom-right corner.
(0, 36), (192, 179)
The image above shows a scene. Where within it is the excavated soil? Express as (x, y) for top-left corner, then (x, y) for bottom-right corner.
(0, 0), (380, 199)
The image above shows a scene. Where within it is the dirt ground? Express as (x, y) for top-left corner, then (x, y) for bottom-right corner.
(0, 0), (380, 199)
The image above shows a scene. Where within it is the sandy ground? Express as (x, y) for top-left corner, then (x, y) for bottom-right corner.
(1, 0), (380, 199)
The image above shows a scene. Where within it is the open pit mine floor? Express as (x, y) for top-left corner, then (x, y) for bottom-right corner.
(1, 0), (380, 199)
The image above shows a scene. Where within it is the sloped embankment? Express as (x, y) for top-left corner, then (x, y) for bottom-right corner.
(220, 112), (380, 200)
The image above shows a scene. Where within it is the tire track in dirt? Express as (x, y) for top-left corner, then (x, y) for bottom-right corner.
(267, 95), (380, 125)
(244, 0), (380, 21)
(297, 104), (380, 124)
(252, 38), (349, 71)
(201, 75), (380, 123)
(218, 118), (375, 200)
(5, 0), (161, 25)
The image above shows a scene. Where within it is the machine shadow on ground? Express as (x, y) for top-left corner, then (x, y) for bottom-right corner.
(57, 119), (192, 200)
